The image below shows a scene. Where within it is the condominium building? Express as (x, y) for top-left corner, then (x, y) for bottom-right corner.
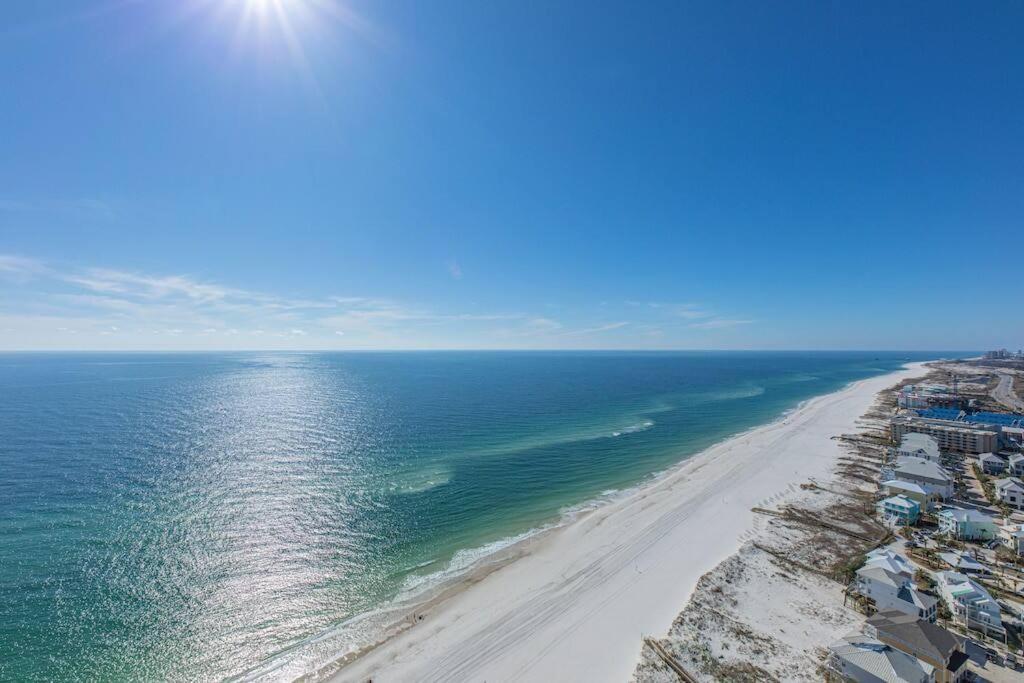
(891, 417), (998, 455)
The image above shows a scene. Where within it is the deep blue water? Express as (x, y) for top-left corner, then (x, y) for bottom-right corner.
(0, 351), (960, 681)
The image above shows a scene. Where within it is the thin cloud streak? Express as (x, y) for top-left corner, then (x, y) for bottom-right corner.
(689, 318), (754, 329)
(0, 254), (562, 348)
(556, 321), (630, 337)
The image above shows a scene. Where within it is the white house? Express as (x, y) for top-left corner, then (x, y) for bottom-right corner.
(898, 433), (942, 463)
(935, 571), (1004, 638)
(995, 477), (1024, 509)
(936, 507), (998, 541)
(881, 457), (954, 500)
(998, 523), (1024, 557)
(854, 565), (938, 622)
(977, 452), (1007, 475)
(1008, 453), (1024, 477)
(864, 547), (914, 577)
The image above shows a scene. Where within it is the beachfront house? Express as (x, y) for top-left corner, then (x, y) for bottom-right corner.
(936, 508), (998, 541)
(864, 547), (914, 577)
(853, 565), (938, 622)
(877, 495), (921, 526)
(880, 480), (934, 511)
(977, 452), (1007, 475)
(898, 433), (942, 463)
(881, 457), (954, 500)
(864, 610), (969, 683)
(827, 631), (933, 683)
(998, 523), (1024, 557)
(1008, 453), (1024, 476)
(994, 477), (1024, 509)
(935, 571), (1005, 639)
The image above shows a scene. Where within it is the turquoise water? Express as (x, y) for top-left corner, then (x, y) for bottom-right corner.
(0, 351), (958, 681)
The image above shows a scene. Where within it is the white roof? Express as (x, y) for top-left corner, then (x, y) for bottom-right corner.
(937, 571), (999, 608)
(938, 507), (995, 524)
(900, 433), (940, 458)
(895, 457), (952, 483)
(996, 477), (1024, 493)
(829, 631), (934, 683)
(1000, 523), (1024, 538)
(857, 565), (906, 589)
(879, 495), (919, 510)
(881, 480), (928, 496)
(865, 548), (914, 576)
(939, 551), (988, 573)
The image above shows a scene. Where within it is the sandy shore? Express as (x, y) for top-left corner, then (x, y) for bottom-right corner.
(328, 362), (929, 683)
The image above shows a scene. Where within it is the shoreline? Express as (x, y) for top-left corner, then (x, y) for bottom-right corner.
(298, 361), (932, 683)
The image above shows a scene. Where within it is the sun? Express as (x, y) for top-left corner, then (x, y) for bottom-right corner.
(160, 0), (372, 89)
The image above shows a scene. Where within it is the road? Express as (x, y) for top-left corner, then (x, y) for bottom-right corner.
(991, 372), (1024, 413)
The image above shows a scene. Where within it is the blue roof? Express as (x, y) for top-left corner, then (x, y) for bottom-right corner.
(916, 407), (1023, 427)
(917, 407), (964, 421)
(965, 412), (1024, 427)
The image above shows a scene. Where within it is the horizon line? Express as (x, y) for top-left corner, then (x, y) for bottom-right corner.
(0, 348), (979, 354)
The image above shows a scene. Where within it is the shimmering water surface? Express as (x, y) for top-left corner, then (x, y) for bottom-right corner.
(0, 351), (956, 681)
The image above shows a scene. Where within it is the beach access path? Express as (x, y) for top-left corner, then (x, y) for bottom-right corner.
(331, 362), (928, 683)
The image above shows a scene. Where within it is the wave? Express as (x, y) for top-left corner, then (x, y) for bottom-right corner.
(387, 467), (452, 495)
(610, 420), (654, 437)
(397, 528), (542, 599)
(697, 384), (766, 401)
(782, 373), (818, 383)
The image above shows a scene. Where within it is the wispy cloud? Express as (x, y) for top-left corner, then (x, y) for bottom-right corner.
(446, 259), (463, 280)
(0, 254), (552, 348)
(689, 318), (753, 329)
(525, 317), (562, 331)
(0, 254), (48, 278)
(627, 300), (711, 320)
(557, 321), (630, 337)
(0, 254), (752, 349)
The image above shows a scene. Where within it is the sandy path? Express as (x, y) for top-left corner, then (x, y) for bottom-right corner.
(331, 363), (928, 683)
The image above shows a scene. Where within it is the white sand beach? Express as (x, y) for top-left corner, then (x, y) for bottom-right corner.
(329, 363), (928, 683)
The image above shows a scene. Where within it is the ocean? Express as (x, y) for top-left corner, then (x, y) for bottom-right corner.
(0, 351), (957, 681)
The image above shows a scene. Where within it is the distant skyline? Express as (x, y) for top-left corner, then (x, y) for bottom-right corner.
(2, 2), (1022, 351)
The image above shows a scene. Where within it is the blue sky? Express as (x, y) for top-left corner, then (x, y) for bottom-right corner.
(0, 1), (1021, 351)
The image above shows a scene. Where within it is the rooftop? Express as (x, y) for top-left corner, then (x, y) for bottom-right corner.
(830, 631), (934, 683)
(938, 551), (988, 573)
(880, 494), (920, 511)
(900, 432), (940, 458)
(881, 479), (928, 496)
(865, 548), (914, 576)
(938, 507), (994, 524)
(894, 457), (952, 483)
(867, 610), (963, 664)
(995, 477), (1024, 493)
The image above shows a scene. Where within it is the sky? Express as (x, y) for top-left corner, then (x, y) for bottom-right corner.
(0, 1), (1021, 351)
